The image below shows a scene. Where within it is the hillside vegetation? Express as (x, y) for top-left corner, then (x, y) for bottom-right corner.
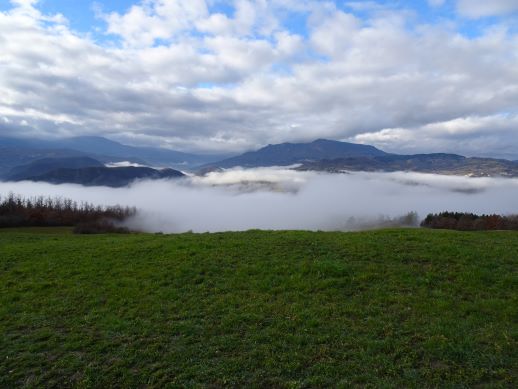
(0, 194), (135, 231)
(1, 229), (516, 387)
(422, 212), (518, 230)
(296, 154), (518, 177)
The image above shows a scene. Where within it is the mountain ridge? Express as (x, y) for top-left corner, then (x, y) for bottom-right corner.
(6, 157), (105, 181)
(295, 154), (518, 177)
(0, 136), (231, 171)
(22, 166), (185, 187)
(3, 136), (517, 179)
(201, 139), (518, 177)
(203, 139), (388, 169)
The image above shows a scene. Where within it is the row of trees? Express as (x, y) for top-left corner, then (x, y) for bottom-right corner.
(421, 211), (518, 231)
(0, 193), (136, 232)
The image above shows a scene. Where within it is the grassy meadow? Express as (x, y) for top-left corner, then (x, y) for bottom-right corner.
(0, 228), (517, 387)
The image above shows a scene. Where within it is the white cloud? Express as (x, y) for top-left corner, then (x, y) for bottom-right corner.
(428, 0), (446, 7)
(456, 0), (518, 18)
(354, 114), (518, 159)
(310, 11), (359, 56)
(104, 0), (209, 47)
(0, 0), (517, 157)
(10, 0), (39, 7)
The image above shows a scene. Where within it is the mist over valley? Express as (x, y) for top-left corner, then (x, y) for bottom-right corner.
(2, 168), (517, 233)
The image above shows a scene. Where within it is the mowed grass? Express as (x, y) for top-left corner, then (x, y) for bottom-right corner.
(0, 228), (516, 387)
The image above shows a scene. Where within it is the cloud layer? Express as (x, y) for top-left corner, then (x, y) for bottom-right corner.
(457, 0), (518, 18)
(0, 0), (517, 157)
(2, 170), (518, 232)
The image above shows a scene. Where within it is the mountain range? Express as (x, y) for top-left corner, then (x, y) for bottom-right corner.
(296, 154), (518, 177)
(2, 135), (518, 185)
(0, 135), (229, 177)
(203, 139), (387, 169)
(6, 157), (105, 181)
(4, 156), (185, 187)
(26, 166), (185, 187)
(202, 139), (518, 178)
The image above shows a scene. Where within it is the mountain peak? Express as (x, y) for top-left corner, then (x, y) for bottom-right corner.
(205, 139), (388, 169)
(69, 135), (118, 143)
(312, 138), (337, 144)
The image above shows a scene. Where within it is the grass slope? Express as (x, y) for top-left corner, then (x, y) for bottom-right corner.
(1, 228), (516, 387)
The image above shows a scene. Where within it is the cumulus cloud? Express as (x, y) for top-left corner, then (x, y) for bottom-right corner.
(428, 0), (446, 7)
(456, 0), (518, 19)
(103, 0), (209, 47)
(0, 0), (517, 157)
(2, 170), (518, 232)
(10, 0), (39, 8)
(354, 114), (518, 159)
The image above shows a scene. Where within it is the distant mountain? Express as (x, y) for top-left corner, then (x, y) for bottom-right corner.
(0, 146), (147, 178)
(7, 157), (104, 181)
(200, 138), (518, 177)
(45, 136), (215, 166)
(204, 139), (388, 169)
(0, 147), (84, 178)
(0, 136), (228, 168)
(296, 154), (518, 177)
(18, 166), (185, 187)
(3, 136), (517, 180)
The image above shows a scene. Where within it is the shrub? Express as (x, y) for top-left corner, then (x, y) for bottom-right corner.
(421, 212), (518, 231)
(73, 220), (130, 234)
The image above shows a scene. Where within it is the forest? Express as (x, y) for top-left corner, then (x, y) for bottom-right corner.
(0, 193), (135, 233)
(421, 211), (518, 231)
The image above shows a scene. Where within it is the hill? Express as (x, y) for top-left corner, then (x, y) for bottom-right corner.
(6, 156), (104, 181)
(296, 154), (518, 177)
(3, 136), (517, 178)
(0, 136), (229, 171)
(2, 156), (185, 186)
(0, 147), (90, 178)
(0, 228), (516, 387)
(202, 139), (518, 177)
(45, 136), (221, 167)
(0, 146), (147, 179)
(20, 166), (185, 187)
(205, 139), (388, 168)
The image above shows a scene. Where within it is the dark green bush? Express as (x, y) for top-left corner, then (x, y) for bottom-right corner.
(421, 212), (518, 230)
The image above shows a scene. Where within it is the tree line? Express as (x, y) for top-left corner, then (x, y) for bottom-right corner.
(0, 193), (136, 233)
(421, 211), (518, 231)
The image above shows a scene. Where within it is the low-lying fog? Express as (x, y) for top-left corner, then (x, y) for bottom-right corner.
(2, 168), (518, 233)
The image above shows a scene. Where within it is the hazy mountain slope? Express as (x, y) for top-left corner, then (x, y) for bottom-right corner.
(7, 157), (104, 181)
(54, 136), (204, 165)
(3, 137), (517, 179)
(0, 148), (88, 178)
(0, 146), (148, 178)
(206, 139), (388, 168)
(22, 166), (185, 187)
(202, 138), (518, 177)
(0, 136), (228, 167)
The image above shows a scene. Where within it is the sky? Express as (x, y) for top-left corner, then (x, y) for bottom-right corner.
(1, 0), (518, 157)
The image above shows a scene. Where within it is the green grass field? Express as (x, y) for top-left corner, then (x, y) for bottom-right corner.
(1, 228), (517, 387)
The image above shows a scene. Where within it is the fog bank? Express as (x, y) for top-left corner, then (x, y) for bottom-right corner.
(1, 169), (518, 233)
